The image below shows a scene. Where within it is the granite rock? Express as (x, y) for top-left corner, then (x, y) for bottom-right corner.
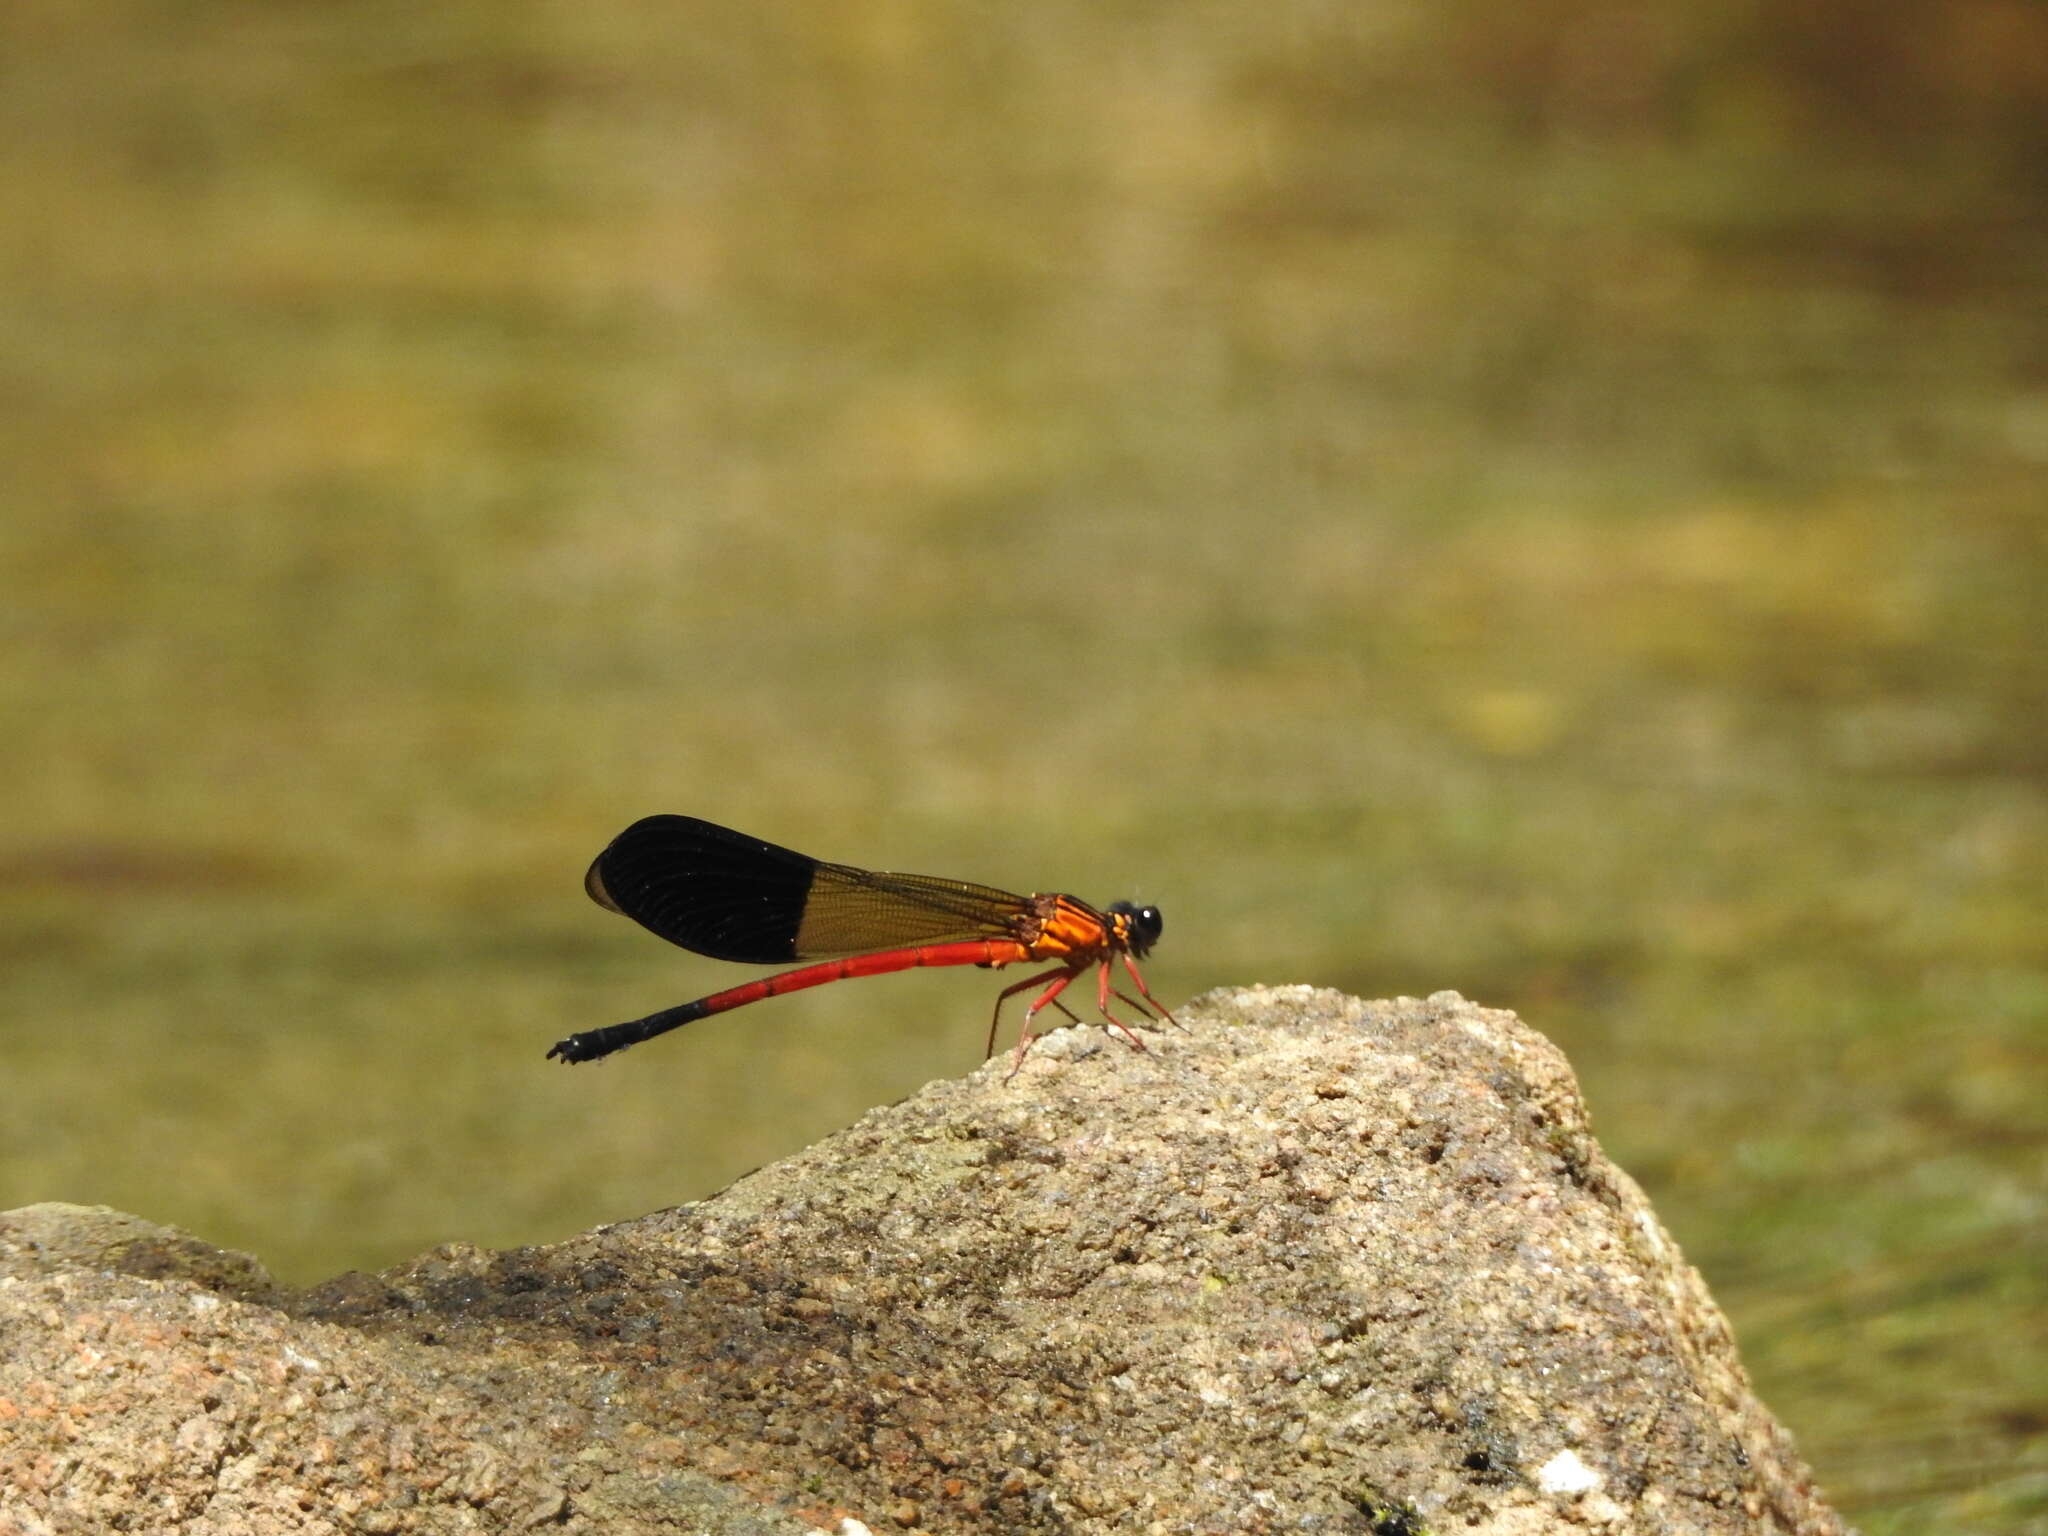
(0, 989), (1848, 1535)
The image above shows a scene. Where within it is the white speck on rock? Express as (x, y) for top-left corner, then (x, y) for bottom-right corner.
(282, 1344), (324, 1375)
(1537, 1448), (1602, 1495)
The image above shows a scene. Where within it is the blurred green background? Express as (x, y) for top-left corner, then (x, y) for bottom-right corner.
(3, 1), (2043, 1528)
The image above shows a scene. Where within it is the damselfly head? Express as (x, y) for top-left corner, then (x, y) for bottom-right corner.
(1109, 900), (1164, 956)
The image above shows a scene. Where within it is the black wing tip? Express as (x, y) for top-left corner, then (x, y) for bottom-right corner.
(583, 815), (815, 964)
(609, 812), (701, 842)
(584, 855), (623, 914)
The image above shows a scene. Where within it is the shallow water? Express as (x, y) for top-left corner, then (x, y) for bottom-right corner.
(4, 5), (2043, 1529)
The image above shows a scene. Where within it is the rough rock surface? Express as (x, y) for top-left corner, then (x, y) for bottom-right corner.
(0, 988), (1848, 1535)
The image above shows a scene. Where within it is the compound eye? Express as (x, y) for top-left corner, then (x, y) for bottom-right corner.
(1138, 906), (1163, 942)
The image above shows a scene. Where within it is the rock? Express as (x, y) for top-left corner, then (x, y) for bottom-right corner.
(0, 1202), (274, 1297)
(0, 988), (1848, 1534)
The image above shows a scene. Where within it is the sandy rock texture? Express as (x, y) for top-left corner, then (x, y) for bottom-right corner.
(0, 988), (1847, 1535)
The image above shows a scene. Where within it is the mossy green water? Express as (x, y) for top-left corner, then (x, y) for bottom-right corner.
(4, 4), (2042, 1529)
